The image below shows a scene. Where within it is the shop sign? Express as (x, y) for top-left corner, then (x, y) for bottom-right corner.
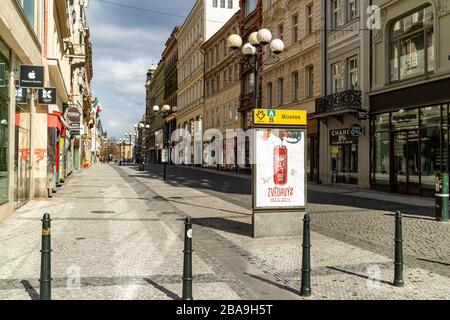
(0, 63), (5, 87)
(20, 65), (44, 88)
(255, 128), (306, 209)
(330, 128), (358, 145)
(350, 124), (363, 138)
(357, 110), (367, 120)
(162, 149), (169, 163)
(38, 87), (57, 105)
(66, 107), (81, 123)
(15, 87), (27, 104)
(254, 109), (307, 126)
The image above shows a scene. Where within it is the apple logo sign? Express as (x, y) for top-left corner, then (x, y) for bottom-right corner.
(28, 71), (36, 80)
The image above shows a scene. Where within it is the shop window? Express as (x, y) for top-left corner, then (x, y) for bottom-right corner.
(391, 108), (418, 130)
(389, 5), (434, 82)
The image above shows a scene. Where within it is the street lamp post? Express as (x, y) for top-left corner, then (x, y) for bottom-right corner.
(227, 29), (284, 110)
(153, 105), (177, 181)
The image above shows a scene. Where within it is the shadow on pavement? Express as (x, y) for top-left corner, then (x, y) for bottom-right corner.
(20, 280), (40, 300)
(193, 217), (252, 237)
(143, 278), (181, 300)
(244, 273), (299, 296)
(127, 165), (435, 219)
(326, 266), (393, 286)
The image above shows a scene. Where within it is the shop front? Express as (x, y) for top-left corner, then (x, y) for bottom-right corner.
(370, 78), (450, 197)
(314, 89), (370, 188)
(0, 39), (10, 208)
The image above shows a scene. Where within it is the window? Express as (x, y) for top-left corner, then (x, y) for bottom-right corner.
(292, 72), (299, 101)
(213, 0), (218, 7)
(348, 0), (358, 20)
(292, 15), (299, 42)
(20, 0), (36, 30)
(307, 66), (314, 97)
(244, 72), (255, 95)
(333, 0), (344, 29)
(245, 0), (257, 17)
(267, 82), (273, 107)
(278, 24), (284, 42)
(306, 4), (313, 35)
(277, 77), (284, 106)
(332, 63), (342, 93)
(220, 0), (225, 8)
(228, 0), (233, 9)
(348, 56), (358, 90)
(389, 5), (434, 82)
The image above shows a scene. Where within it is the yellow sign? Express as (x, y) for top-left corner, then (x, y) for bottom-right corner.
(253, 109), (307, 126)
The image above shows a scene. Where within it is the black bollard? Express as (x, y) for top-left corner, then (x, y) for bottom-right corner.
(40, 213), (52, 300)
(393, 211), (404, 287)
(182, 217), (193, 300)
(300, 213), (311, 297)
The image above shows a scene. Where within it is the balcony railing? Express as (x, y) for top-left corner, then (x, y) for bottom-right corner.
(315, 89), (362, 114)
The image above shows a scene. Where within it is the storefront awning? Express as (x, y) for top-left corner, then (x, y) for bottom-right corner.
(48, 112), (66, 137)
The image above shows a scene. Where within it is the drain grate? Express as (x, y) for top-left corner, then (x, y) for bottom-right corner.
(91, 210), (116, 214)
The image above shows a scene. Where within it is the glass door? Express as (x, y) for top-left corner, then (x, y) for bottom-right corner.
(393, 130), (420, 195)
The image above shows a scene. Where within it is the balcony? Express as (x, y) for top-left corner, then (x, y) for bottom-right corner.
(315, 89), (362, 114)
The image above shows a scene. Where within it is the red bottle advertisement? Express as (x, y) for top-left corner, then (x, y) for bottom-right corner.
(273, 145), (288, 185)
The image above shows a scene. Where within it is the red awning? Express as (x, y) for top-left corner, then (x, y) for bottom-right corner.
(48, 112), (66, 137)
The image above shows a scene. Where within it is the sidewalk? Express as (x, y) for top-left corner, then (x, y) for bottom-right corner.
(162, 164), (435, 208)
(1, 164), (449, 300)
(120, 165), (450, 300)
(0, 165), (243, 300)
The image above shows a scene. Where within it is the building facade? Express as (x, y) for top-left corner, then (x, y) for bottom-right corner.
(0, 0), (93, 222)
(369, 0), (450, 197)
(177, 0), (239, 164)
(262, 0), (322, 182)
(203, 11), (241, 169)
(314, 0), (371, 188)
(162, 26), (179, 164)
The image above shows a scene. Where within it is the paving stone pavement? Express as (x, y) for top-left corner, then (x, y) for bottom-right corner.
(1, 164), (450, 300)
(0, 165), (241, 300)
(120, 164), (450, 300)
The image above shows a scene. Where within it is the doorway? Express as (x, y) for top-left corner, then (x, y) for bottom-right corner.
(392, 130), (420, 194)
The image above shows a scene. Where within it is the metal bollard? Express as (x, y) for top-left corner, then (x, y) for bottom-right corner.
(40, 213), (52, 300)
(300, 213), (311, 297)
(182, 217), (193, 300)
(393, 211), (404, 287)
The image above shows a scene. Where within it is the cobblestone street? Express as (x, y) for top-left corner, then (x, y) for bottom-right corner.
(1, 164), (449, 300)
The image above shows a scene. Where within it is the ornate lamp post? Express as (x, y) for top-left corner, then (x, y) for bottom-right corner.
(153, 104), (177, 180)
(227, 29), (285, 110)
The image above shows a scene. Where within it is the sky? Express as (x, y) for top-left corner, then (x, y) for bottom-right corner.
(87, 0), (196, 140)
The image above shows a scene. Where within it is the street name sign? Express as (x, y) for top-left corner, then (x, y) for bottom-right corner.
(254, 109), (307, 126)
(20, 65), (44, 88)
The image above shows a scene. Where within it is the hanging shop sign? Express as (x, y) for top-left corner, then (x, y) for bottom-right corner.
(15, 87), (27, 104)
(38, 87), (57, 105)
(66, 106), (81, 123)
(350, 124), (363, 137)
(0, 63), (5, 87)
(20, 65), (45, 88)
(330, 128), (359, 146)
(357, 110), (368, 121)
(254, 109), (307, 126)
